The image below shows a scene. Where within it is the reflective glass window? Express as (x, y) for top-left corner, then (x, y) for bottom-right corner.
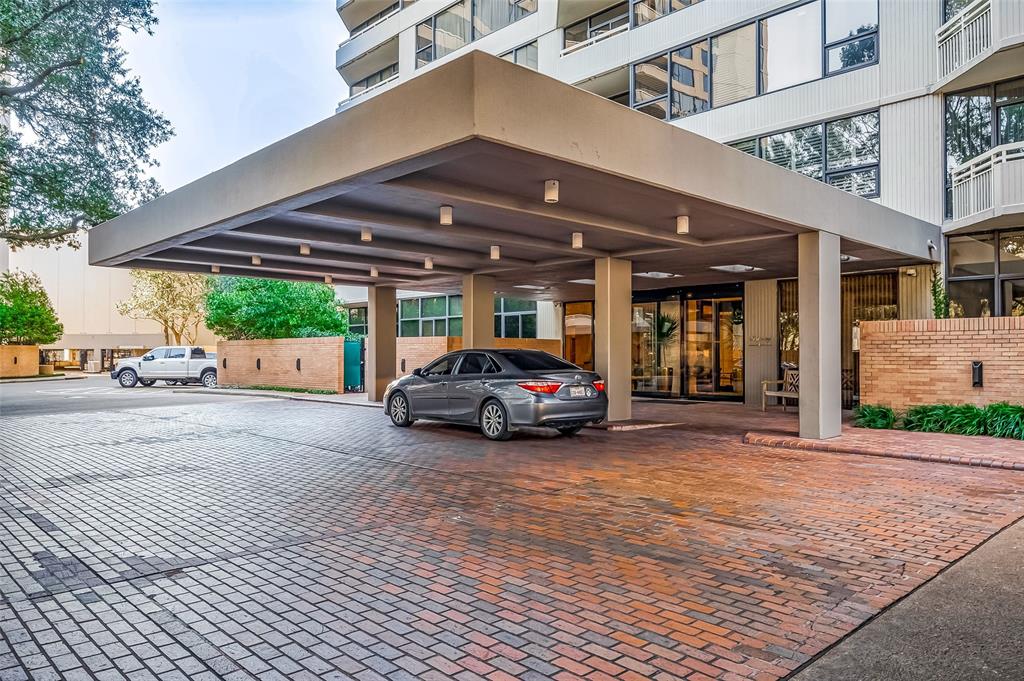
(826, 35), (876, 74)
(826, 111), (879, 170)
(948, 279), (995, 318)
(824, 0), (877, 45)
(760, 123), (824, 179)
(670, 40), (710, 118)
(633, 54), (668, 103)
(711, 24), (756, 107)
(760, 2), (822, 93)
(999, 231), (1024, 276)
(434, 0), (470, 60)
(945, 89), (992, 176)
(948, 234), (996, 277)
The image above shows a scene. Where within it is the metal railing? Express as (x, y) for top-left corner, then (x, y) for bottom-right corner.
(342, 3), (401, 43)
(561, 23), (629, 56)
(951, 141), (1024, 220)
(340, 73), (399, 109)
(936, 0), (992, 80)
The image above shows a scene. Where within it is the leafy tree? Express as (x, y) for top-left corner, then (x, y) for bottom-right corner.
(116, 269), (210, 345)
(930, 265), (950, 320)
(0, 270), (63, 344)
(205, 277), (349, 340)
(0, 0), (172, 249)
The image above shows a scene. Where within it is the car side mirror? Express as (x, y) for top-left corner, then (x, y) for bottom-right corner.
(142, 355), (154, 361)
(412, 367), (423, 377)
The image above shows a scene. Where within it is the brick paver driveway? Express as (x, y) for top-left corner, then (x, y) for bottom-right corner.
(2, 398), (1022, 681)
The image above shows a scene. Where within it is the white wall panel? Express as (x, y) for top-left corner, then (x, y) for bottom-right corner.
(743, 278), (779, 408)
(879, 0), (940, 98)
(880, 94), (944, 224)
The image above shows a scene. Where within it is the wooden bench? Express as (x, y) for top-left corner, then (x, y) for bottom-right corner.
(762, 369), (799, 411)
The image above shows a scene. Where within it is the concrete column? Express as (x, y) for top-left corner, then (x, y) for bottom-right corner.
(462, 274), (495, 348)
(367, 285), (397, 402)
(594, 257), (631, 421)
(798, 231), (841, 439)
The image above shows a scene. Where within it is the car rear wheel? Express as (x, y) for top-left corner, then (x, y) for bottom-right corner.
(388, 393), (413, 427)
(118, 370), (138, 388)
(164, 380), (179, 386)
(201, 371), (217, 389)
(480, 400), (511, 441)
(556, 425), (583, 437)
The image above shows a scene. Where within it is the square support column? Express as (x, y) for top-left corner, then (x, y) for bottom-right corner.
(367, 285), (397, 402)
(798, 231), (841, 439)
(462, 274), (495, 349)
(594, 257), (631, 421)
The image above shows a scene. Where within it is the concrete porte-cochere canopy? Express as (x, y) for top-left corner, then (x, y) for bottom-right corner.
(89, 52), (941, 438)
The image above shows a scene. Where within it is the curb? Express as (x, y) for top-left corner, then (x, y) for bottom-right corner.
(743, 432), (1024, 471)
(0, 374), (87, 384)
(177, 388), (383, 409)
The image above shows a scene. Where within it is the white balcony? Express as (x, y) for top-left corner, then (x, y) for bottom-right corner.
(561, 22), (628, 57)
(935, 0), (1024, 92)
(337, 72), (400, 113)
(949, 142), (1024, 231)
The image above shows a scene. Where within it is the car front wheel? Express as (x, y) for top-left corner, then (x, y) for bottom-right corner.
(201, 371), (217, 389)
(480, 400), (511, 441)
(118, 370), (138, 388)
(388, 392), (413, 427)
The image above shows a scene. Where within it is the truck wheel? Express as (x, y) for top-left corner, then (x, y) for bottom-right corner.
(139, 379), (156, 387)
(118, 370), (138, 388)
(201, 370), (217, 388)
(164, 380), (179, 386)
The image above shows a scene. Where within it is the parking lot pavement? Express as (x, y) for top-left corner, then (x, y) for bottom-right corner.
(2, 397), (1023, 680)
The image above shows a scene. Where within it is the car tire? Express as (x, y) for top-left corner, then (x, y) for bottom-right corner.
(118, 370), (138, 388)
(556, 425), (583, 437)
(201, 371), (217, 389)
(139, 379), (156, 387)
(388, 392), (413, 427)
(480, 400), (512, 441)
(164, 380), (179, 386)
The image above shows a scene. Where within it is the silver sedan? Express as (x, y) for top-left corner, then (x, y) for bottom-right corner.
(383, 349), (608, 440)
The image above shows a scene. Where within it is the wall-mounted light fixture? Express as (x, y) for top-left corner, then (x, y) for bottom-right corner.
(299, 243), (311, 256)
(361, 227), (372, 242)
(324, 275), (333, 285)
(544, 179), (559, 203)
(676, 215), (690, 235)
(439, 205), (453, 225)
(211, 265), (220, 273)
(424, 256), (434, 270)
(571, 232), (583, 249)
(972, 361), (983, 387)
(251, 255), (262, 266)
(490, 245), (501, 260)
(370, 266), (379, 278)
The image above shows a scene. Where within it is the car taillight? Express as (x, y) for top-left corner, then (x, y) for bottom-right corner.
(592, 380), (605, 392)
(517, 381), (562, 394)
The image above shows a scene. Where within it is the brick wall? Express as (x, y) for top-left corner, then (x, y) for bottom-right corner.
(0, 345), (39, 378)
(396, 337), (563, 375)
(217, 338), (344, 392)
(860, 317), (1024, 409)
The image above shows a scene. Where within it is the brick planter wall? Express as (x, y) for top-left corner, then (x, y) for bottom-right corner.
(0, 345), (40, 378)
(860, 317), (1024, 409)
(217, 337), (345, 392)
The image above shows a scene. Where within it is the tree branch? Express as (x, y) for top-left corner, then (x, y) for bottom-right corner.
(0, 58), (84, 98)
(1, 0), (79, 48)
(0, 224), (81, 243)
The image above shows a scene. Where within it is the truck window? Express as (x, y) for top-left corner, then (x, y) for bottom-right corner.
(190, 347), (206, 359)
(145, 348), (168, 360)
(167, 347), (187, 359)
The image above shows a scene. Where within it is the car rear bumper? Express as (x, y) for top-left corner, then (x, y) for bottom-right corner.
(507, 395), (608, 427)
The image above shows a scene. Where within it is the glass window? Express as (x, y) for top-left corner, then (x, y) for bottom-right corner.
(996, 79), (1024, 145)
(999, 231), (1024, 276)
(826, 112), (879, 170)
(434, 0), (470, 60)
(1003, 280), (1024, 317)
(948, 279), (995, 318)
(145, 348), (167, 360)
(504, 315), (520, 338)
(449, 317), (463, 336)
(670, 40), (710, 119)
(448, 295), (463, 316)
(421, 296), (446, 318)
(761, 123), (823, 179)
(497, 350), (576, 371)
(423, 356), (455, 376)
(501, 298), (537, 313)
(633, 54), (668, 104)
(948, 234), (996, 277)
(729, 139), (758, 155)
(760, 2), (822, 93)
(521, 313), (537, 338)
(167, 347), (186, 359)
(944, 0), (973, 21)
(636, 99), (670, 119)
(824, 0), (877, 45)
(475, 0), (516, 37)
(826, 35), (876, 74)
(945, 89), (992, 176)
(826, 167), (878, 197)
(632, 0), (699, 27)
(565, 3), (627, 49)
(711, 23), (756, 107)
(400, 299), (419, 318)
(399, 320), (419, 336)
(456, 353), (488, 374)
(190, 348), (206, 359)
(416, 20), (434, 66)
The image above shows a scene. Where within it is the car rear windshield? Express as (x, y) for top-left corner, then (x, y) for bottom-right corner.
(496, 351), (578, 371)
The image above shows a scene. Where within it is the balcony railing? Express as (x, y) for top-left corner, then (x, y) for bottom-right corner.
(936, 0), (992, 80)
(340, 73), (399, 109)
(561, 22), (629, 56)
(950, 141), (1024, 221)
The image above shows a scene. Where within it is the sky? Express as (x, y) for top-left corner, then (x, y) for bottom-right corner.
(121, 0), (345, 193)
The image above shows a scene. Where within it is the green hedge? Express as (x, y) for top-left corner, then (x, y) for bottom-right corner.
(853, 402), (1024, 439)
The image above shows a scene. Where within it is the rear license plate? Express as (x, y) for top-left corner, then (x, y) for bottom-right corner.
(569, 385), (586, 398)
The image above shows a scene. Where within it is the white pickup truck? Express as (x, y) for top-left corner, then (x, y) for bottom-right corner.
(111, 346), (218, 388)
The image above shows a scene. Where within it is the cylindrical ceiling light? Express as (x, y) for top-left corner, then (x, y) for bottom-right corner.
(676, 215), (690, 235)
(571, 232), (583, 249)
(424, 256), (434, 270)
(439, 205), (453, 225)
(490, 245), (500, 261)
(370, 266), (379, 278)
(299, 243), (311, 256)
(324, 275), (333, 285)
(360, 227), (372, 242)
(251, 255), (262, 266)
(211, 265), (220, 274)
(544, 179), (559, 203)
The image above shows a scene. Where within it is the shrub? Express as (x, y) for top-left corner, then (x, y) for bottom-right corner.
(984, 403), (1024, 440)
(902, 404), (951, 433)
(0, 271), (64, 345)
(853, 404), (897, 429)
(940, 404), (987, 436)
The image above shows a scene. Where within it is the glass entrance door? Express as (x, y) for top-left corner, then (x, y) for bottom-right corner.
(631, 298), (681, 396)
(685, 297), (743, 398)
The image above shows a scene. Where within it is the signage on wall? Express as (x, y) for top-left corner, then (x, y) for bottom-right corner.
(748, 336), (774, 347)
